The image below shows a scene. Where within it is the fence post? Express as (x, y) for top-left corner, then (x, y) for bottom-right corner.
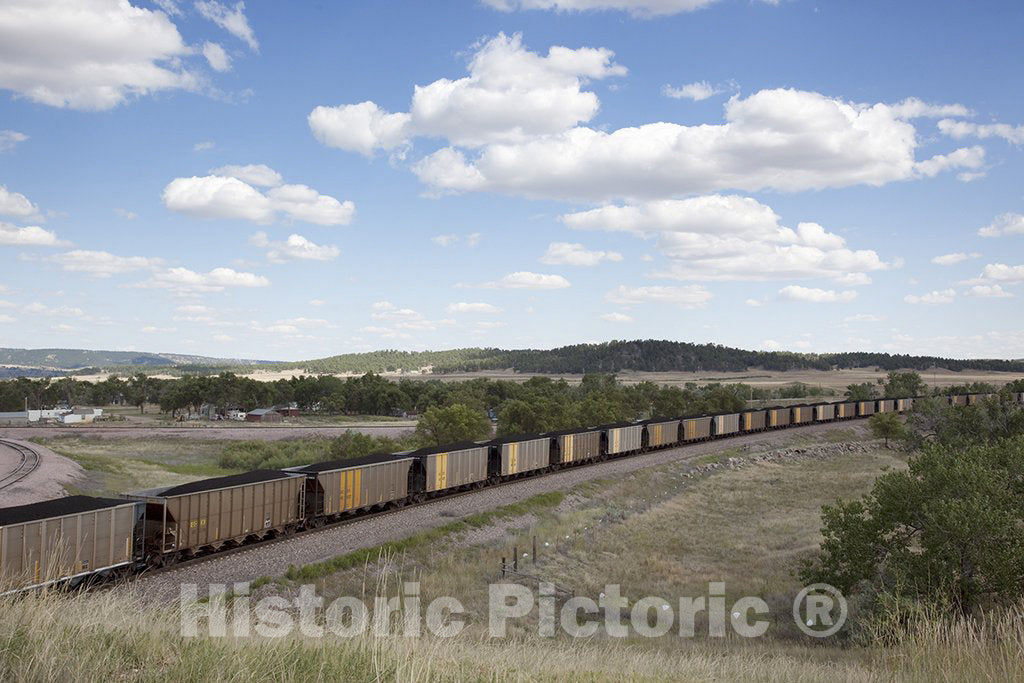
(513, 546), (518, 572)
(533, 536), (537, 564)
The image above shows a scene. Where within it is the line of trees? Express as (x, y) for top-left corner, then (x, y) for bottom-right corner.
(2, 370), (1019, 432)
(0, 372), (780, 425)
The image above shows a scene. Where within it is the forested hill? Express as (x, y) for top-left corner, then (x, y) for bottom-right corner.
(295, 340), (1024, 374)
(3, 341), (1023, 377)
(0, 348), (273, 371)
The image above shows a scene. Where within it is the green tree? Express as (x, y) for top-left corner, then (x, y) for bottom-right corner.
(652, 386), (691, 417)
(905, 396), (1024, 449)
(497, 399), (541, 436)
(883, 371), (926, 398)
(801, 436), (1024, 617)
(414, 403), (492, 446)
(127, 373), (151, 414)
(845, 382), (876, 401)
(573, 394), (622, 427)
(868, 412), (905, 447)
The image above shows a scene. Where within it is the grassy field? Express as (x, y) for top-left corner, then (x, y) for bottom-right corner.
(4, 432), (1023, 680)
(32, 436), (237, 496)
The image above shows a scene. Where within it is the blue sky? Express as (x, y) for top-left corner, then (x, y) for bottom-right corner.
(0, 0), (1022, 361)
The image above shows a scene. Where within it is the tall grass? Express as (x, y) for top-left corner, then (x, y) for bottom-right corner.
(864, 599), (1024, 681)
(4, 587), (1023, 681)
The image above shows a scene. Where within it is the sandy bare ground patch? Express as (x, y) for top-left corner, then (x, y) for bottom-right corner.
(0, 438), (84, 506)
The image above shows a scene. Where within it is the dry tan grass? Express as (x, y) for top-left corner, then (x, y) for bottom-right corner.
(308, 445), (904, 634)
(4, 576), (1022, 681)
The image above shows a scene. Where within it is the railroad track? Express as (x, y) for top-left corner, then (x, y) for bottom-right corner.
(135, 418), (868, 586)
(0, 439), (41, 493)
(137, 463), (582, 583)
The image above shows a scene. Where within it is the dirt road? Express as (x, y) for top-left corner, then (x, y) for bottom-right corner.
(0, 438), (83, 506)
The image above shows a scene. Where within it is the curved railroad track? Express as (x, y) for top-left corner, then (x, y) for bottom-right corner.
(0, 439), (41, 493)
(131, 418), (871, 595)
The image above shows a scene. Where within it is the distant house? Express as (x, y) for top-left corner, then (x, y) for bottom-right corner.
(246, 408), (282, 423)
(273, 403), (300, 417)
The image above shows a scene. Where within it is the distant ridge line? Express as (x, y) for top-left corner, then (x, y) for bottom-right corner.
(1, 340), (1022, 377)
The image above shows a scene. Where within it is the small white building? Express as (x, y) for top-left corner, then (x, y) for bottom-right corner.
(60, 407), (103, 424)
(0, 411), (29, 426)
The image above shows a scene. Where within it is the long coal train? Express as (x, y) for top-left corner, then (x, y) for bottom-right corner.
(1, 391), (1020, 592)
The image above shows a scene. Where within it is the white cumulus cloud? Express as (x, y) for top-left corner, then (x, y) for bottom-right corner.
(600, 311), (633, 322)
(447, 302), (502, 313)
(540, 242), (622, 266)
(137, 266), (269, 292)
(0, 222), (65, 246)
(967, 284), (1013, 298)
(932, 252), (980, 265)
(563, 194), (895, 282)
(411, 87), (984, 201)
(309, 33), (625, 155)
(979, 263), (1024, 283)
(208, 163), (281, 188)
(483, 271), (571, 289)
(834, 272), (872, 286)
(308, 101), (413, 158)
(605, 284), (711, 308)
(0, 185), (40, 219)
(202, 41), (231, 72)
(778, 285), (857, 303)
(0, 0), (202, 111)
(249, 232), (339, 263)
(904, 289), (956, 305)
(48, 250), (161, 277)
(662, 80), (720, 101)
(978, 213), (1024, 238)
(913, 145), (985, 178)
(938, 118), (1024, 145)
(162, 167), (354, 226)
